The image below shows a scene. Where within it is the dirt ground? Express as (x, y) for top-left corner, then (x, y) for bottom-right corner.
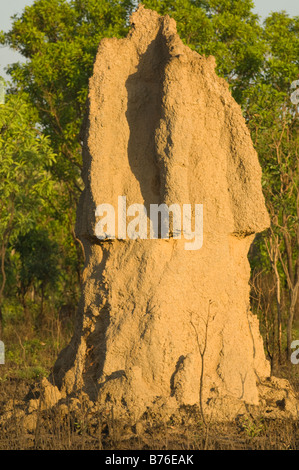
(1, 369), (299, 450)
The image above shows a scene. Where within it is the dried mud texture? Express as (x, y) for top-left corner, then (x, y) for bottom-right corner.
(41, 6), (297, 422)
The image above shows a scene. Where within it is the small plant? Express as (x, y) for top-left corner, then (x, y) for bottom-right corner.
(239, 416), (265, 438)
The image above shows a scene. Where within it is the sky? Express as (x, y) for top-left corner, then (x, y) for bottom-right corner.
(0, 0), (299, 81)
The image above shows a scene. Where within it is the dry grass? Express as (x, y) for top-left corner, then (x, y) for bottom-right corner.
(0, 375), (299, 450)
(1, 315), (299, 450)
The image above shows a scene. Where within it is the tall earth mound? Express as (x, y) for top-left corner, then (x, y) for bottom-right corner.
(48, 6), (296, 422)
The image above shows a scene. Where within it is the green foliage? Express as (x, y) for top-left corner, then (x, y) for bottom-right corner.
(15, 228), (60, 296)
(0, 90), (57, 323)
(242, 12), (299, 360)
(245, 13), (299, 272)
(2, 0), (134, 187)
(0, 92), (56, 241)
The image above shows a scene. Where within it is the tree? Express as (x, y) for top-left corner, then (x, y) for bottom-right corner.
(245, 12), (299, 362)
(0, 90), (55, 334)
(1, 0), (134, 192)
(15, 228), (60, 324)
